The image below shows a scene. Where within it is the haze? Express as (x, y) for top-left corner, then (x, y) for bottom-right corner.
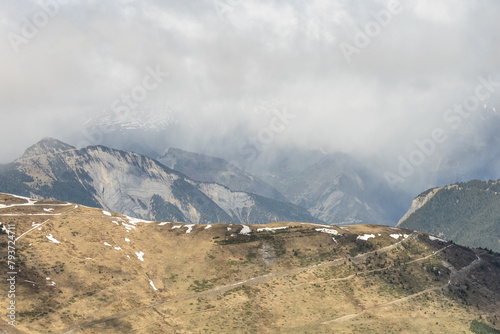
(1, 0), (499, 192)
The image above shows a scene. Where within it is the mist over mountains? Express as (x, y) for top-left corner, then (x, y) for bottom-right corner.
(0, 137), (410, 226)
(68, 107), (500, 219)
(3, 1), (500, 333)
(2, 1), (500, 203)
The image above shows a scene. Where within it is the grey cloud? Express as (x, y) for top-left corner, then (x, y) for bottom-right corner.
(0, 0), (499, 195)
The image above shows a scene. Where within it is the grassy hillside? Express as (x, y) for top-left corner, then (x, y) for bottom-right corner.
(1, 193), (500, 333)
(399, 180), (500, 253)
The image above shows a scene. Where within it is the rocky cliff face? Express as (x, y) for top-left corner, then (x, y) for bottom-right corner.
(0, 138), (319, 225)
(396, 187), (442, 227)
(197, 182), (323, 224)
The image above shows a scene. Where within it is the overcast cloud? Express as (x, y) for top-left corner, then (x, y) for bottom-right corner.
(1, 0), (499, 190)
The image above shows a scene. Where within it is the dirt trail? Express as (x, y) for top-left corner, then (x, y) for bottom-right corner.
(320, 248), (481, 326)
(58, 233), (425, 333)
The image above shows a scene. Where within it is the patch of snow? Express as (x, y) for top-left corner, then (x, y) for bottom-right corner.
(122, 223), (136, 231)
(85, 257), (92, 260)
(239, 225), (251, 235)
(184, 224), (195, 234)
(314, 224), (334, 228)
(390, 234), (402, 239)
(104, 242), (112, 247)
(315, 228), (339, 236)
(149, 280), (158, 291)
(257, 226), (290, 232)
(357, 234), (375, 241)
(136, 251), (145, 262)
(429, 235), (446, 242)
(171, 225), (182, 229)
(125, 238), (130, 242)
(339, 226), (349, 230)
(403, 234), (409, 239)
(112, 221), (119, 225)
(125, 216), (155, 224)
(102, 210), (112, 216)
(46, 277), (50, 280)
(114, 247), (122, 251)
(227, 227), (232, 231)
(205, 224), (212, 230)
(46, 234), (61, 244)
(158, 222), (170, 226)
(43, 208), (54, 212)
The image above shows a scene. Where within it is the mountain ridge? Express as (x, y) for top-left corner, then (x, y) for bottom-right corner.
(0, 138), (320, 226)
(158, 147), (286, 202)
(398, 179), (500, 252)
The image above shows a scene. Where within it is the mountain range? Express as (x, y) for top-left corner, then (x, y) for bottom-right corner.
(0, 138), (319, 225)
(154, 145), (412, 226)
(2, 138), (499, 255)
(0, 138), (413, 227)
(157, 147), (286, 202)
(243, 147), (411, 226)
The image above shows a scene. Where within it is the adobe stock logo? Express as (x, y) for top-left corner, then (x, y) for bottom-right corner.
(339, 0), (403, 64)
(7, 0), (68, 54)
(384, 75), (500, 186)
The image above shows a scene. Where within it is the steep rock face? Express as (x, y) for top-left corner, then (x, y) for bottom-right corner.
(158, 148), (286, 202)
(398, 180), (500, 252)
(0, 138), (319, 225)
(75, 146), (232, 224)
(197, 183), (256, 222)
(4, 140), (234, 224)
(197, 182), (322, 225)
(397, 187), (442, 226)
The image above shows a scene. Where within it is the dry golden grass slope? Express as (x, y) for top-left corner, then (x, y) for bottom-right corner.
(0, 193), (500, 334)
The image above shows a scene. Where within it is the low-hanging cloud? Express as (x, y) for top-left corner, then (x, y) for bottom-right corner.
(1, 0), (499, 194)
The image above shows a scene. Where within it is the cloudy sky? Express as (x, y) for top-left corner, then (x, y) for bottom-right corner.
(1, 0), (499, 187)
